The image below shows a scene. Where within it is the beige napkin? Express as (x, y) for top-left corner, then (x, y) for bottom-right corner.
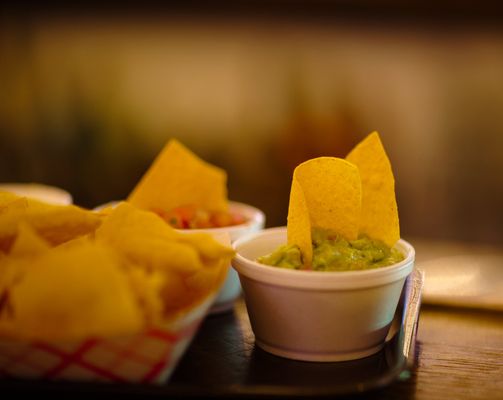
(411, 238), (503, 311)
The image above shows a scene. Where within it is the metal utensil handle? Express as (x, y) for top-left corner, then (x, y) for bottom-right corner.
(403, 268), (425, 365)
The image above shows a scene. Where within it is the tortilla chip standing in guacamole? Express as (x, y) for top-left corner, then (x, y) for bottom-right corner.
(346, 131), (400, 247)
(287, 157), (362, 268)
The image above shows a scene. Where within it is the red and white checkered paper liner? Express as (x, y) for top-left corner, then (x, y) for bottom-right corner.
(0, 295), (215, 384)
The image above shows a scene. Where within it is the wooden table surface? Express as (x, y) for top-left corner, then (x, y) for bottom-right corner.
(363, 304), (503, 400)
(366, 238), (503, 400)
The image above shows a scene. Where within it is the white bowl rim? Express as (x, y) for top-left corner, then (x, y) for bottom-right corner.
(94, 200), (265, 233)
(232, 226), (415, 290)
(0, 182), (73, 205)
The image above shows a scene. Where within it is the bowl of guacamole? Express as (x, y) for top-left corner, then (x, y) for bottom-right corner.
(231, 227), (415, 362)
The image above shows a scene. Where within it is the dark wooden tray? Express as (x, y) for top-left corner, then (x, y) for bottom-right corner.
(0, 269), (423, 398)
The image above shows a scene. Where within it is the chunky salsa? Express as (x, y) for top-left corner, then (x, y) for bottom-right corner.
(258, 228), (404, 271)
(152, 204), (247, 229)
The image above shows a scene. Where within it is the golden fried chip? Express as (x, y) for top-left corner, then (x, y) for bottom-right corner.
(165, 232), (231, 317)
(346, 131), (400, 247)
(95, 202), (177, 245)
(0, 191), (23, 209)
(0, 198), (29, 252)
(124, 237), (205, 276)
(9, 223), (50, 257)
(95, 203), (204, 275)
(184, 257), (229, 293)
(128, 139), (228, 213)
(6, 242), (143, 342)
(161, 256), (229, 319)
(126, 265), (165, 324)
(287, 177), (313, 266)
(176, 231), (235, 262)
(0, 195), (102, 252)
(292, 157), (361, 240)
(96, 202), (233, 273)
(0, 225), (50, 309)
(95, 202), (233, 318)
(175, 232), (232, 315)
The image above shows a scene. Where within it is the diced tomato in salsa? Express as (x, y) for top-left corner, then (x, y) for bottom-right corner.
(152, 205), (246, 229)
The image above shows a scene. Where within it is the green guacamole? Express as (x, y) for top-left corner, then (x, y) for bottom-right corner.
(257, 228), (404, 271)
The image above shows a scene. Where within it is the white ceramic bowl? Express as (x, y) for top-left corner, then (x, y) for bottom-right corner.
(231, 227), (415, 362)
(0, 183), (73, 205)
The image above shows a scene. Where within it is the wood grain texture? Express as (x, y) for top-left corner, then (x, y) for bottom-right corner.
(365, 305), (503, 400)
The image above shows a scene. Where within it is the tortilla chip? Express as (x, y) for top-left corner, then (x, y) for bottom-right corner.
(95, 203), (201, 272)
(286, 157), (361, 267)
(95, 202), (233, 318)
(346, 131), (400, 247)
(128, 139), (228, 213)
(95, 202), (178, 245)
(0, 195), (102, 252)
(0, 191), (23, 209)
(176, 231), (234, 262)
(126, 265), (165, 324)
(293, 157), (361, 239)
(6, 242), (143, 342)
(9, 223), (50, 257)
(96, 202), (233, 271)
(286, 177), (313, 266)
(161, 256), (229, 318)
(0, 225), (49, 308)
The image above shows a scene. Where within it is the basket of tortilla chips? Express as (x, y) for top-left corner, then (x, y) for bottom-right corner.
(0, 191), (234, 383)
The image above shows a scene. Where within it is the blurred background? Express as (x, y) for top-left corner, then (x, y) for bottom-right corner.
(1, 2), (503, 246)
